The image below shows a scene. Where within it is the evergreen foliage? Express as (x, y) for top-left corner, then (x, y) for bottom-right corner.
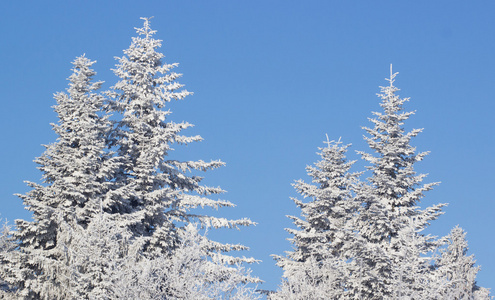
(2, 56), (117, 299)
(0, 17), (491, 299)
(273, 67), (491, 299)
(58, 216), (260, 299)
(1, 18), (259, 299)
(0, 220), (17, 297)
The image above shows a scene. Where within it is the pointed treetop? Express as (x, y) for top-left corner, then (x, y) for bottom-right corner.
(324, 134), (342, 149)
(136, 17), (156, 38)
(386, 64), (399, 86)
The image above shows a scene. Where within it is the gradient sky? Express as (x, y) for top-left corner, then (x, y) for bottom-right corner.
(1, 1), (494, 293)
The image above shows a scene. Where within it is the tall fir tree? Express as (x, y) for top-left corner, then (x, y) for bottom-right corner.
(2, 56), (119, 299)
(106, 17), (254, 264)
(354, 66), (446, 298)
(273, 138), (362, 298)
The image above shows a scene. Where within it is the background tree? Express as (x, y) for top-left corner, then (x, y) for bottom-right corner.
(270, 256), (343, 300)
(434, 226), (490, 299)
(0, 220), (18, 299)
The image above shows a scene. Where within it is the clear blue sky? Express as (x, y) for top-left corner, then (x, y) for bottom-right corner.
(1, 1), (494, 292)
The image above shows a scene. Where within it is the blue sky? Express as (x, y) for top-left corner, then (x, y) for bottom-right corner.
(1, 1), (494, 292)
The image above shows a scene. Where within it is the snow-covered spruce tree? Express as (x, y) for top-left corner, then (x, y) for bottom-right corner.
(270, 256), (343, 300)
(354, 66), (446, 298)
(434, 226), (490, 299)
(272, 138), (362, 299)
(106, 16), (256, 282)
(4, 56), (119, 299)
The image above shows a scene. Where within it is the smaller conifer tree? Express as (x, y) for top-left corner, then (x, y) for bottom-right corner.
(273, 138), (361, 298)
